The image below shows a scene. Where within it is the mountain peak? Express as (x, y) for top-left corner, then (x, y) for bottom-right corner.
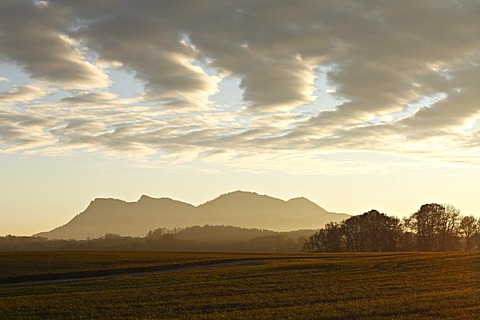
(139, 194), (156, 202)
(87, 197), (126, 208)
(288, 196), (308, 202)
(200, 190), (274, 207)
(287, 197), (327, 212)
(287, 197), (316, 205)
(222, 190), (259, 197)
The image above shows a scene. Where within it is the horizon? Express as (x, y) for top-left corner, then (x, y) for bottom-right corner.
(5, 189), (478, 237)
(2, 1), (480, 236)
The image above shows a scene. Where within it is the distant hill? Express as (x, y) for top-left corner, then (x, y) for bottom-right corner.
(4, 226), (318, 252)
(174, 225), (278, 244)
(174, 225), (315, 244)
(36, 191), (350, 240)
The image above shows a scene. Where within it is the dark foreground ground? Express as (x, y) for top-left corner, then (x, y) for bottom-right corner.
(0, 251), (478, 319)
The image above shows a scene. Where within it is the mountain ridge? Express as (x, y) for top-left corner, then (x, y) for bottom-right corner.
(36, 191), (350, 240)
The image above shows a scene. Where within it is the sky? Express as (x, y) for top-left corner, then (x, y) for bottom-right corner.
(2, 0), (480, 235)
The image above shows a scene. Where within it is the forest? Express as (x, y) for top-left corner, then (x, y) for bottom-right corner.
(0, 225), (307, 252)
(304, 203), (480, 252)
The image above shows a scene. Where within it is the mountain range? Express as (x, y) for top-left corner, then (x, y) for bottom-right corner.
(36, 191), (350, 240)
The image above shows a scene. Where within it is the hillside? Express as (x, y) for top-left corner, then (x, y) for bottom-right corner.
(36, 191), (350, 240)
(174, 225), (314, 244)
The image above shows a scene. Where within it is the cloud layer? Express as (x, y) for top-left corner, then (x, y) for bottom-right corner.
(2, 0), (480, 172)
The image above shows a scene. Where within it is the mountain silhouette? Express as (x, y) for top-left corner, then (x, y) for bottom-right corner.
(36, 191), (349, 240)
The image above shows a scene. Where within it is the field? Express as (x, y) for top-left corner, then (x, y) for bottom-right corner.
(0, 252), (478, 319)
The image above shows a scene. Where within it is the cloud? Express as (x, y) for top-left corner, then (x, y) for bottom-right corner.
(60, 92), (118, 105)
(64, 2), (221, 108)
(0, 110), (55, 152)
(0, 84), (47, 103)
(2, 1), (480, 173)
(0, 0), (108, 90)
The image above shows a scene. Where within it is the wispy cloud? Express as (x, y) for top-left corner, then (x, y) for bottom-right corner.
(0, 83), (47, 103)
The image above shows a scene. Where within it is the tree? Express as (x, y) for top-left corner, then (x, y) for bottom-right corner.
(305, 204), (476, 253)
(303, 222), (344, 252)
(342, 210), (401, 252)
(323, 222), (344, 252)
(399, 217), (416, 251)
(409, 204), (444, 251)
(476, 219), (480, 249)
(459, 216), (479, 250)
(145, 228), (167, 240)
(408, 203), (463, 251)
(436, 204), (461, 251)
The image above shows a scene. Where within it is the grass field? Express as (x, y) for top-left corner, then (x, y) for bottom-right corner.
(0, 251), (478, 319)
(0, 251), (272, 280)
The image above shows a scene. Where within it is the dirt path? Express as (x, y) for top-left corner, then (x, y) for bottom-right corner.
(0, 257), (298, 287)
(2, 254), (369, 287)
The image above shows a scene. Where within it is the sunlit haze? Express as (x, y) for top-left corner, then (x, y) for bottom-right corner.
(2, 1), (480, 235)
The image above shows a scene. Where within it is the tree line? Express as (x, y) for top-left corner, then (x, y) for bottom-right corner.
(0, 225), (307, 252)
(304, 203), (480, 252)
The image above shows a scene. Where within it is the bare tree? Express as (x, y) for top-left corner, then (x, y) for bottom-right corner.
(399, 217), (416, 251)
(459, 216), (479, 250)
(436, 204), (461, 251)
(409, 204), (443, 251)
